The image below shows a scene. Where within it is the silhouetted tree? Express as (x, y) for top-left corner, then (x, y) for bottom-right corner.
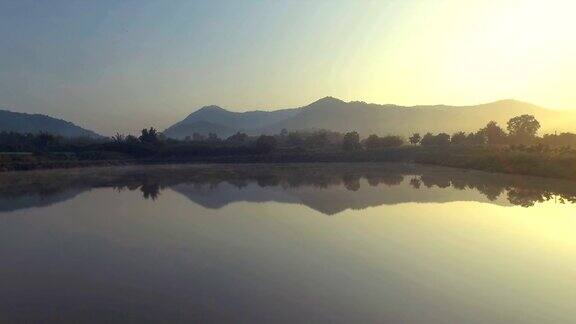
(225, 132), (248, 145)
(363, 134), (403, 149)
(507, 115), (540, 143)
(421, 133), (450, 146)
(451, 131), (467, 145)
(139, 127), (159, 144)
(436, 133), (451, 146)
(466, 131), (486, 146)
(363, 135), (380, 150)
(125, 135), (139, 144)
(342, 131), (361, 151)
(480, 121), (507, 145)
(420, 133), (434, 146)
(409, 133), (421, 145)
(112, 133), (125, 143)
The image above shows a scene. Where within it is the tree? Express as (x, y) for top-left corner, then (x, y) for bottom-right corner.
(480, 121), (507, 145)
(507, 115), (540, 141)
(466, 131), (486, 146)
(139, 127), (159, 143)
(125, 135), (139, 144)
(420, 133), (435, 146)
(363, 134), (380, 150)
(435, 133), (451, 146)
(450, 131), (467, 145)
(342, 131), (360, 151)
(409, 133), (421, 145)
(421, 133), (450, 146)
(112, 133), (125, 143)
(255, 135), (277, 152)
(363, 134), (403, 150)
(225, 132), (248, 144)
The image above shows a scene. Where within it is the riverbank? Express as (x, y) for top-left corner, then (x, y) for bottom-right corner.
(1, 146), (575, 181)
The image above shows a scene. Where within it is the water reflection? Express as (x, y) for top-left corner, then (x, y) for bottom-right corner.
(2, 163), (576, 214)
(2, 163), (576, 323)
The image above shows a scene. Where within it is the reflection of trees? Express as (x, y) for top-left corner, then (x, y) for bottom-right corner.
(409, 178), (421, 189)
(507, 188), (551, 207)
(342, 174), (361, 191)
(420, 175), (450, 188)
(140, 183), (160, 200)
(3, 163), (576, 209)
(475, 185), (503, 201)
(256, 175), (281, 187)
(366, 174), (404, 187)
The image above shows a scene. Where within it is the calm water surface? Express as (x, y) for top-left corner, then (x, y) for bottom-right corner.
(1, 163), (575, 323)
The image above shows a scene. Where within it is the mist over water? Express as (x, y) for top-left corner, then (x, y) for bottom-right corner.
(1, 163), (575, 323)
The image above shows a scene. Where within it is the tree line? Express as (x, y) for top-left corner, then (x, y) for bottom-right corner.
(0, 114), (575, 159)
(340, 114), (554, 150)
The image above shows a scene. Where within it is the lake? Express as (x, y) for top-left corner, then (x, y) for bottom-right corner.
(1, 163), (575, 323)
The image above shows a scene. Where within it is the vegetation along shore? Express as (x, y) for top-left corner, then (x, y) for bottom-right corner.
(1, 114), (576, 180)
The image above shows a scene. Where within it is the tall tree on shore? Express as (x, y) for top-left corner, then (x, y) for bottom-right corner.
(507, 115), (540, 141)
(139, 127), (159, 144)
(409, 133), (421, 145)
(480, 121), (507, 145)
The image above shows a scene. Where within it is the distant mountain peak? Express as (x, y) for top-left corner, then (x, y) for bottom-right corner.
(489, 99), (522, 105)
(196, 105), (228, 113)
(310, 96), (346, 106)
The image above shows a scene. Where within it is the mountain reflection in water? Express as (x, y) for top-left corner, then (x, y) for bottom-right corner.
(2, 163), (575, 214)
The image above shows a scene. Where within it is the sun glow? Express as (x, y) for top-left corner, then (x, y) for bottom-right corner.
(340, 0), (576, 110)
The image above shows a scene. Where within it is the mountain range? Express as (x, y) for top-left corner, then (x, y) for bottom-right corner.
(0, 109), (100, 138)
(2, 97), (575, 138)
(164, 97), (576, 139)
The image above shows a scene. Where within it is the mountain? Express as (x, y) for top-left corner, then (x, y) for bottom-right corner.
(164, 105), (300, 139)
(165, 97), (576, 138)
(0, 109), (101, 138)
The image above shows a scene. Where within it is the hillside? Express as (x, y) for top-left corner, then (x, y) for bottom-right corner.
(164, 105), (300, 139)
(0, 110), (101, 138)
(165, 97), (576, 138)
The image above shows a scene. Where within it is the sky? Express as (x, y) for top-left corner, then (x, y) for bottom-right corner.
(1, 0), (575, 135)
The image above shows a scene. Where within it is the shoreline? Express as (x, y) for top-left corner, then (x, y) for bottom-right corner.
(1, 150), (575, 183)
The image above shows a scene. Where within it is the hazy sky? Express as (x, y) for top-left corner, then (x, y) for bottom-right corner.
(1, 0), (575, 135)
